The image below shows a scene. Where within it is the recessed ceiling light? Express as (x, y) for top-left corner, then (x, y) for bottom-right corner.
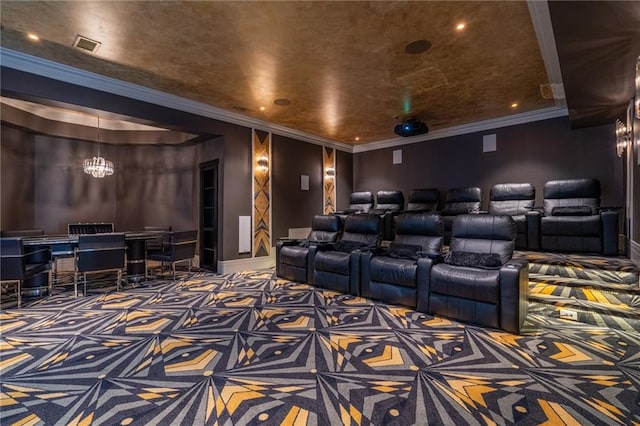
(274, 98), (291, 106)
(355, 137), (360, 141)
(511, 103), (519, 108)
(27, 33), (40, 42)
(404, 39), (432, 54)
(456, 23), (466, 31)
(259, 106), (266, 111)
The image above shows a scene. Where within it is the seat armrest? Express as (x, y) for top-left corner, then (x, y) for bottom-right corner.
(600, 210), (619, 256)
(416, 257), (443, 313)
(499, 259), (529, 334)
(306, 244), (321, 284)
(525, 210), (542, 250)
(359, 251), (374, 298)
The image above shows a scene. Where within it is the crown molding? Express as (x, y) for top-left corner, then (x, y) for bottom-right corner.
(352, 106), (568, 153)
(0, 48), (352, 152)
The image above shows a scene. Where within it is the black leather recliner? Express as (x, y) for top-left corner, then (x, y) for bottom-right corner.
(313, 214), (382, 295)
(489, 183), (535, 249)
(405, 188), (440, 212)
(360, 213), (444, 309)
(335, 191), (374, 215)
(440, 187), (482, 245)
(527, 178), (618, 255)
(276, 215), (341, 283)
(424, 214), (529, 334)
(369, 190), (405, 240)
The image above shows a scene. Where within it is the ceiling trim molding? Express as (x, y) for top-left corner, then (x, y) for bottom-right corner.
(0, 48), (353, 152)
(352, 106), (568, 153)
(1, 46), (569, 155)
(527, 0), (567, 110)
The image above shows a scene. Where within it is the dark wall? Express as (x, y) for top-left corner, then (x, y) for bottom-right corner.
(1, 126), (36, 230)
(633, 115), (640, 245)
(34, 135), (117, 234)
(272, 135), (323, 240)
(354, 117), (624, 211)
(336, 149), (354, 211)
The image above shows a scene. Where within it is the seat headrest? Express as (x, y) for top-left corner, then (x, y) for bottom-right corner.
(544, 179), (600, 199)
(451, 214), (515, 241)
(408, 188), (440, 204)
(396, 213), (443, 237)
(344, 214), (381, 234)
(311, 215), (341, 232)
(490, 183), (535, 201)
(349, 191), (374, 204)
(445, 187), (482, 203)
(375, 190), (404, 206)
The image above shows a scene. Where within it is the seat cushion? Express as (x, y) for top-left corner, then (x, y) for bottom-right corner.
(279, 245), (309, 268)
(314, 251), (351, 275)
(541, 215), (601, 237)
(430, 263), (500, 304)
(370, 257), (417, 288)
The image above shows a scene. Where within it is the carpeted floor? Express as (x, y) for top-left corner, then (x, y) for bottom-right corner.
(1, 255), (639, 425)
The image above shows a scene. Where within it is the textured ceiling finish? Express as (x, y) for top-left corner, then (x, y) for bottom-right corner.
(0, 1), (555, 144)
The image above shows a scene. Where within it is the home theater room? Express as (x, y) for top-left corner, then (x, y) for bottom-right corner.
(1, 1), (639, 424)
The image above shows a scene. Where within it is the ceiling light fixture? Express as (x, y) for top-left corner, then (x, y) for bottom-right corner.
(511, 103), (519, 108)
(456, 23), (466, 31)
(404, 39), (432, 55)
(83, 116), (114, 178)
(27, 33), (40, 42)
(259, 106), (266, 111)
(274, 98), (291, 106)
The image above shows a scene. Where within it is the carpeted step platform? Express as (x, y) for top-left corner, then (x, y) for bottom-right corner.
(516, 250), (640, 331)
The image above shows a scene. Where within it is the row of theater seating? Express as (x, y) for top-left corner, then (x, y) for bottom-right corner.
(337, 178), (619, 256)
(277, 212), (529, 333)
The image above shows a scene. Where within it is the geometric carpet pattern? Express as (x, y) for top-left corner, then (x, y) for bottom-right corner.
(1, 266), (640, 425)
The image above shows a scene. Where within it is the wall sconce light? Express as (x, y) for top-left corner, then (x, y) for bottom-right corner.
(325, 167), (335, 178)
(615, 119), (630, 157)
(256, 155), (269, 172)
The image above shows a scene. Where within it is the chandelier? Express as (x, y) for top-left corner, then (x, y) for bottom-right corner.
(83, 116), (114, 178)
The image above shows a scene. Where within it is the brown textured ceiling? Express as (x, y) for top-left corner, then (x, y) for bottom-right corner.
(0, 1), (555, 145)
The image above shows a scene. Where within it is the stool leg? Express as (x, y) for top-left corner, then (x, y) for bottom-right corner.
(17, 281), (22, 309)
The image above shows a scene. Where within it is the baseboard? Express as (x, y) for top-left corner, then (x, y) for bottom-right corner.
(631, 239), (640, 269)
(217, 251), (275, 274)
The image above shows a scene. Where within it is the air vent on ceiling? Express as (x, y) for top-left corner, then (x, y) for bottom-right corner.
(73, 35), (101, 53)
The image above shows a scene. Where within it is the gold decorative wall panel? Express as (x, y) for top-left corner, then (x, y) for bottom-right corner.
(323, 147), (336, 214)
(253, 130), (271, 257)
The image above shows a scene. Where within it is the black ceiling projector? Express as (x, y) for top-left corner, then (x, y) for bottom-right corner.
(394, 118), (429, 137)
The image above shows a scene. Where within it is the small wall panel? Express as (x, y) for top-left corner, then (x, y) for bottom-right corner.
(253, 130), (271, 257)
(323, 146), (336, 214)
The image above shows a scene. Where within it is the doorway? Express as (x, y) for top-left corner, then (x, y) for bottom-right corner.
(200, 160), (218, 271)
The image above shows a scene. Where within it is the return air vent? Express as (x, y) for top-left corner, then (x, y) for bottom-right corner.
(73, 35), (101, 53)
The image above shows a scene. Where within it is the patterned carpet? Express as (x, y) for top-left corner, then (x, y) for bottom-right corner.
(1, 263), (640, 425)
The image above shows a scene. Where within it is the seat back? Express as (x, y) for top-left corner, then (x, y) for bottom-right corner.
(342, 214), (382, 247)
(308, 215), (341, 242)
(0, 238), (27, 280)
(489, 183), (535, 216)
(543, 178), (600, 216)
(394, 213), (443, 254)
(348, 191), (374, 212)
(406, 188), (440, 212)
(442, 187), (482, 215)
(450, 215), (516, 264)
(1, 229), (45, 237)
(77, 233), (126, 272)
(169, 230), (198, 261)
(374, 190), (404, 211)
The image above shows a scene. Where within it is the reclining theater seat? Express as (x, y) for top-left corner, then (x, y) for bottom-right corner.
(276, 215), (341, 283)
(335, 191), (374, 215)
(360, 213), (444, 309)
(488, 183), (535, 249)
(440, 187), (482, 245)
(369, 190), (405, 240)
(405, 188), (440, 212)
(313, 214), (382, 295)
(529, 178), (618, 255)
(425, 214), (529, 334)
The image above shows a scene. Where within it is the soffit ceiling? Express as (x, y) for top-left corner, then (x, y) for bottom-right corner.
(0, 1), (558, 145)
